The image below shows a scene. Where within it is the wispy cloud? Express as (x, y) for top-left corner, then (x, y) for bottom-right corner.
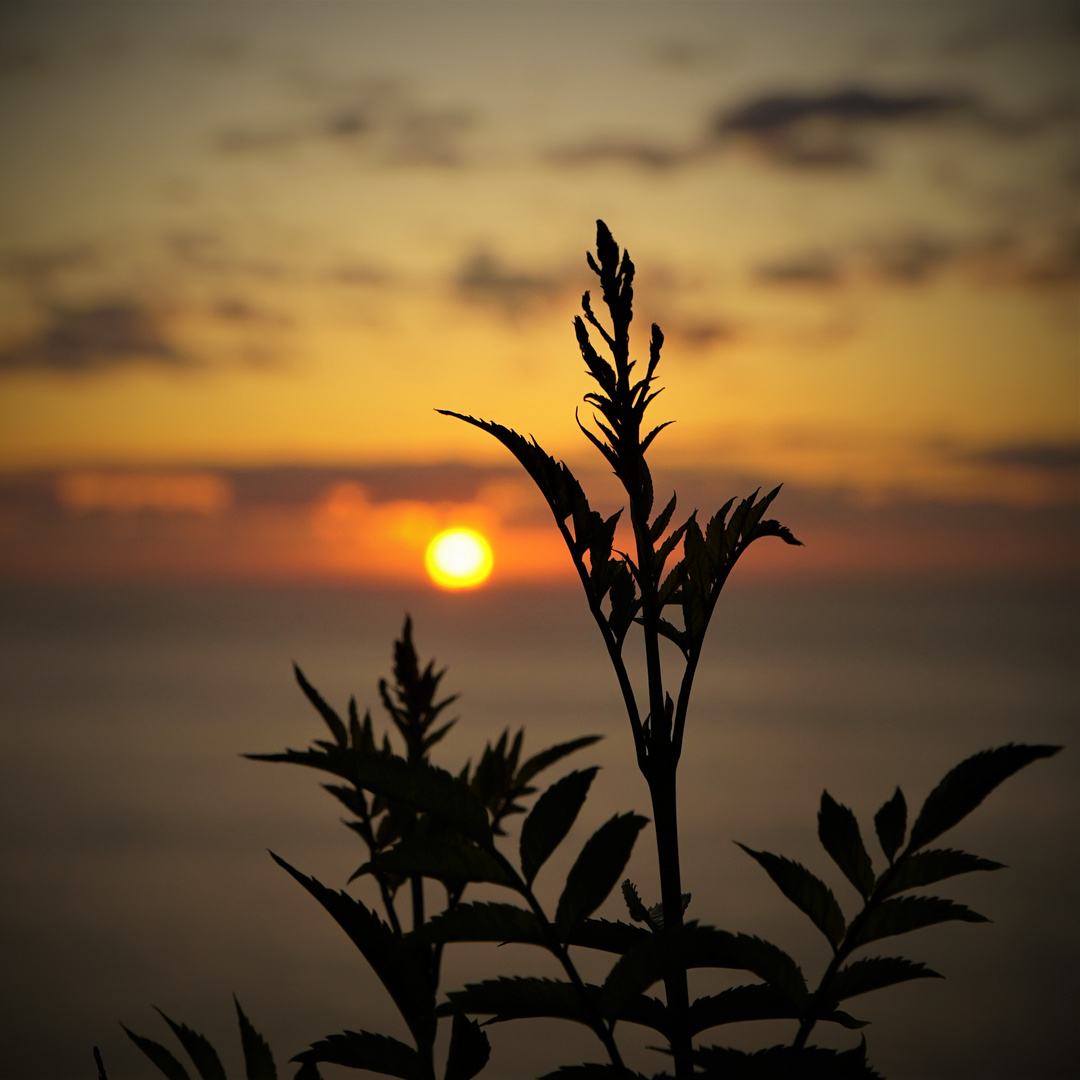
(0, 302), (186, 375)
(454, 250), (567, 318)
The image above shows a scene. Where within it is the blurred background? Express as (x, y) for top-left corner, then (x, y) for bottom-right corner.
(0, 2), (1076, 1078)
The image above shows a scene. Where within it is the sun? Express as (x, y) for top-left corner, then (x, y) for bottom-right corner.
(425, 527), (494, 589)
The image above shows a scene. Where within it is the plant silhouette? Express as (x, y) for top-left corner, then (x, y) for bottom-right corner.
(105, 223), (1062, 1080)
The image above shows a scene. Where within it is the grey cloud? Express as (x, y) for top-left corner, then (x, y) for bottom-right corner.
(214, 82), (473, 167)
(755, 252), (843, 286)
(0, 302), (185, 375)
(455, 251), (566, 318)
(715, 86), (968, 167)
(545, 138), (699, 171)
(2, 245), (98, 297)
(965, 442), (1080, 473)
(166, 230), (284, 279)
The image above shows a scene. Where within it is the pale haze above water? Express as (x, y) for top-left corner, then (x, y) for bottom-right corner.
(1, 580), (1075, 1080)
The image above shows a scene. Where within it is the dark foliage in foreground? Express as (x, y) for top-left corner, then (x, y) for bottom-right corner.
(107, 223), (1062, 1080)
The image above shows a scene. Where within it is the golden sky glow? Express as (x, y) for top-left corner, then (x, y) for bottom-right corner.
(0, 1), (1075, 583)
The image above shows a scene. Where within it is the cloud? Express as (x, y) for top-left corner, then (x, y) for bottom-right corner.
(0, 302), (186, 375)
(214, 81), (473, 167)
(545, 138), (699, 171)
(714, 86), (969, 167)
(755, 251), (843, 286)
(455, 250), (567, 318)
(56, 472), (232, 515)
(964, 441), (1080, 473)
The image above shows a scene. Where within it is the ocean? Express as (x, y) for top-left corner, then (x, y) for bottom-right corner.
(1, 579), (1076, 1079)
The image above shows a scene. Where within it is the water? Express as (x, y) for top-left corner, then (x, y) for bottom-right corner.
(0, 580), (1076, 1079)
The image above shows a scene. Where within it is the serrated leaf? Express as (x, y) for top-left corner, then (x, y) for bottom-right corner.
(554, 813), (648, 938)
(350, 755), (491, 844)
(293, 664), (347, 748)
(444, 1013), (490, 1080)
(880, 848), (1005, 898)
(873, 788), (907, 864)
(294, 1031), (423, 1080)
(691, 1042), (882, 1079)
(155, 1012), (226, 1080)
(847, 895), (988, 950)
(828, 956), (942, 1002)
(687, 984), (800, 1034)
(442, 978), (592, 1026)
(270, 854), (435, 1047)
(520, 768), (598, 884)
(234, 997), (277, 1080)
(358, 837), (518, 890)
(412, 902), (543, 946)
(122, 1028), (191, 1080)
(736, 844), (846, 949)
(908, 744), (1062, 853)
(819, 792), (875, 899)
(515, 736), (603, 787)
(567, 917), (651, 954)
(650, 493), (678, 542)
(600, 923), (807, 1020)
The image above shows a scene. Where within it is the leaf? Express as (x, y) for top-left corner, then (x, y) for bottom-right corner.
(539, 1068), (648, 1080)
(566, 917), (651, 954)
(122, 1028), (191, 1080)
(621, 879), (652, 925)
(234, 997), (277, 1080)
(155, 1011), (227, 1080)
(691, 1041), (882, 1079)
(907, 744), (1062, 853)
(687, 984), (801, 1034)
(873, 788), (906, 864)
(442, 978), (593, 1026)
(94, 1047), (109, 1080)
(818, 792), (875, 900)
(294, 1031), (423, 1080)
(736, 844), (846, 949)
(444, 1013), (490, 1080)
(846, 895), (988, 950)
(600, 924), (807, 1020)
(554, 813), (648, 938)
(350, 755), (491, 844)
(650, 493), (678, 542)
(358, 836), (518, 890)
(828, 956), (942, 1002)
(879, 848), (1005, 898)
(515, 736), (603, 787)
(519, 768), (599, 884)
(412, 902), (543, 946)
(293, 664), (348, 749)
(270, 854), (435, 1048)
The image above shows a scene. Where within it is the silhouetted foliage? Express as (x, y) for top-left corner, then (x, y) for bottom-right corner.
(106, 223), (1062, 1080)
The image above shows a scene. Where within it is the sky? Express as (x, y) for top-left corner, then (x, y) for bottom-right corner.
(0, 0), (1076, 584)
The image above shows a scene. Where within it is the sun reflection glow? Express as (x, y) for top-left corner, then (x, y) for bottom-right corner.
(425, 527), (494, 589)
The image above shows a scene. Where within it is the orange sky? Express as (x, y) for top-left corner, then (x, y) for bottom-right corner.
(0, 1), (1075, 584)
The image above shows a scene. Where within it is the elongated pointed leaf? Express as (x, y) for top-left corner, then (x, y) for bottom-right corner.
(293, 664), (347, 748)
(444, 1013), (490, 1080)
(847, 895), (988, 950)
(155, 1012), (227, 1080)
(828, 956), (942, 1002)
(122, 1028), (191, 1080)
(515, 736), (603, 787)
(874, 788), (907, 864)
(600, 923), (807, 1020)
(234, 997), (276, 1080)
(691, 1042), (881, 1079)
(294, 1031), (423, 1080)
(412, 902), (543, 946)
(687, 984), (800, 1034)
(442, 978), (593, 1026)
(908, 744), (1062, 853)
(359, 836), (518, 889)
(554, 813), (648, 938)
(520, 768), (598, 884)
(736, 844), (846, 949)
(880, 848), (1004, 898)
(350, 755), (491, 844)
(819, 792), (875, 899)
(567, 917), (651, 954)
(270, 854), (435, 1048)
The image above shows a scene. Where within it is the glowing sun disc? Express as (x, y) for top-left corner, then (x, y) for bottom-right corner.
(425, 528), (494, 589)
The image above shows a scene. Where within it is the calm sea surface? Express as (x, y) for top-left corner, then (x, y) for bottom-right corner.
(1, 580), (1076, 1079)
